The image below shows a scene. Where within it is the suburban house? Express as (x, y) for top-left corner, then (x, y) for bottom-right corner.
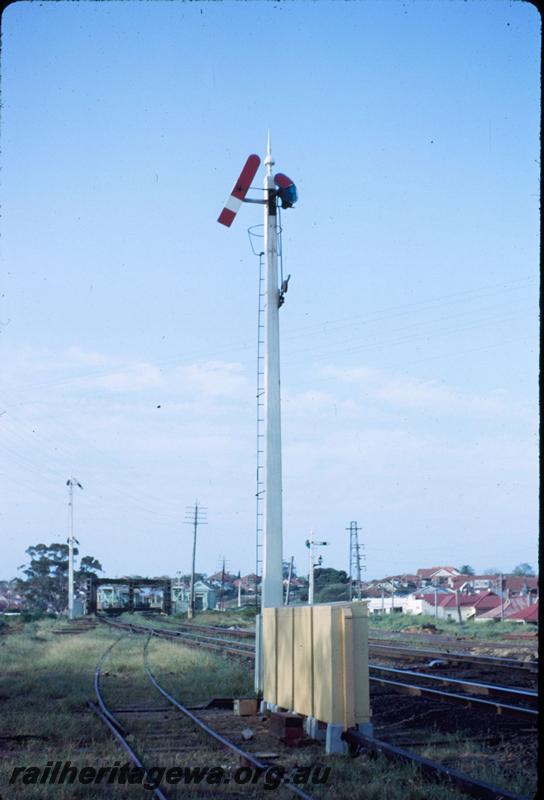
(171, 580), (216, 613)
(506, 601), (539, 624)
(476, 595), (534, 622)
(361, 574), (419, 594)
(416, 566), (461, 586)
(237, 573), (261, 592)
(447, 575), (499, 592)
(208, 571), (238, 588)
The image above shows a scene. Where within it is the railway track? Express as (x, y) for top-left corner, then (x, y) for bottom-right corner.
(366, 642), (538, 672)
(94, 618), (534, 800)
(101, 616), (538, 669)
(97, 616), (537, 721)
(367, 628), (537, 648)
(90, 634), (314, 799)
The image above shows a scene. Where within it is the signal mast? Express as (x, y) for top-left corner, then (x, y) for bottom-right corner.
(218, 137), (297, 611)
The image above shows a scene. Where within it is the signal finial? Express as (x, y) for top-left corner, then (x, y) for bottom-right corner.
(264, 129), (274, 175)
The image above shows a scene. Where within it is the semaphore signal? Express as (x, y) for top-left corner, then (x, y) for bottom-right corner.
(217, 136), (297, 628)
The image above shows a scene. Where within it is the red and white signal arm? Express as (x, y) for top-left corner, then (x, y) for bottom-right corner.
(217, 154), (261, 227)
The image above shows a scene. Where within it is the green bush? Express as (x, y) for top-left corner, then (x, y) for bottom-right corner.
(315, 583), (351, 602)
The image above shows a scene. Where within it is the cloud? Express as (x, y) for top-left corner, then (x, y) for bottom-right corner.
(318, 362), (530, 421)
(284, 389), (359, 418)
(320, 365), (375, 383)
(174, 360), (250, 399)
(1, 345), (537, 580)
(78, 361), (163, 392)
(371, 377), (526, 419)
(64, 347), (122, 368)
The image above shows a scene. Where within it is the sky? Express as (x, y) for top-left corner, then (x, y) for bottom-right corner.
(1, 0), (540, 584)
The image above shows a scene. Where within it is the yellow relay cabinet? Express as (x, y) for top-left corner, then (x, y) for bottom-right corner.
(262, 602), (371, 729)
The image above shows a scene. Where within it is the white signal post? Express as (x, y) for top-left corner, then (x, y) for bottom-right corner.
(217, 139), (297, 693)
(307, 536), (330, 605)
(262, 136), (284, 609)
(66, 477), (83, 620)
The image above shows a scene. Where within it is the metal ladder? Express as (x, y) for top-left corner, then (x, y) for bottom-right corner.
(255, 252), (266, 608)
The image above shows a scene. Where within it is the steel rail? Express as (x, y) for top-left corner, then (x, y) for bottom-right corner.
(91, 638), (171, 800)
(95, 617), (534, 799)
(99, 616), (255, 657)
(342, 728), (531, 800)
(93, 635), (129, 734)
(169, 620), (255, 639)
(369, 664), (538, 704)
(109, 616), (538, 671)
(369, 675), (537, 720)
(368, 642), (538, 671)
(142, 636), (314, 800)
(153, 625), (255, 651)
(98, 617), (537, 718)
(88, 702), (171, 800)
(99, 616), (538, 670)
(368, 629), (538, 648)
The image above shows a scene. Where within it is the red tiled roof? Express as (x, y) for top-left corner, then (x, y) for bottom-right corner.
(477, 597), (530, 620)
(507, 602), (539, 622)
(208, 571), (237, 582)
(423, 591), (500, 610)
(417, 566), (459, 578)
(503, 576), (538, 592)
(362, 588), (391, 598)
(469, 592), (501, 610)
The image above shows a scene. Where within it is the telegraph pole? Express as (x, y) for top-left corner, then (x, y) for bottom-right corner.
(262, 133), (284, 610)
(185, 502), (207, 619)
(66, 477), (83, 620)
(284, 555), (294, 606)
(219, 557), (226, 612)
(347, 521), (364, 600)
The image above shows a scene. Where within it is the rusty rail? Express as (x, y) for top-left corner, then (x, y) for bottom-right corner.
(143, 637), (314, 800)
(342, 728), (531, 800)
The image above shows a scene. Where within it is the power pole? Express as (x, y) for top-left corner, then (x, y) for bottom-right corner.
(455, 589), (462, 624)
(347, 521), (365, 600)
(499, 573), (504, 622)
(284, 555), (294, 606)
(66, 477), (83, 620)
(184, 502), (207, 619)
(219, 557), (226, 612)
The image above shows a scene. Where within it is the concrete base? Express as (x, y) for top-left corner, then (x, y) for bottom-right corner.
(358, 721), (374, 738)
(304, 716), (326, 741)
(325, 723), (348, 755)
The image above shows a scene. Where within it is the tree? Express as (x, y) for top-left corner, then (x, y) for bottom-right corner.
(458, 565), (475, 575)
(313, 567), (349, 592)
(512, 563), (535, 577)
(315, 583), (351, 603)
(177, 573), (206, 584)
(16, 542), (103, 613)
